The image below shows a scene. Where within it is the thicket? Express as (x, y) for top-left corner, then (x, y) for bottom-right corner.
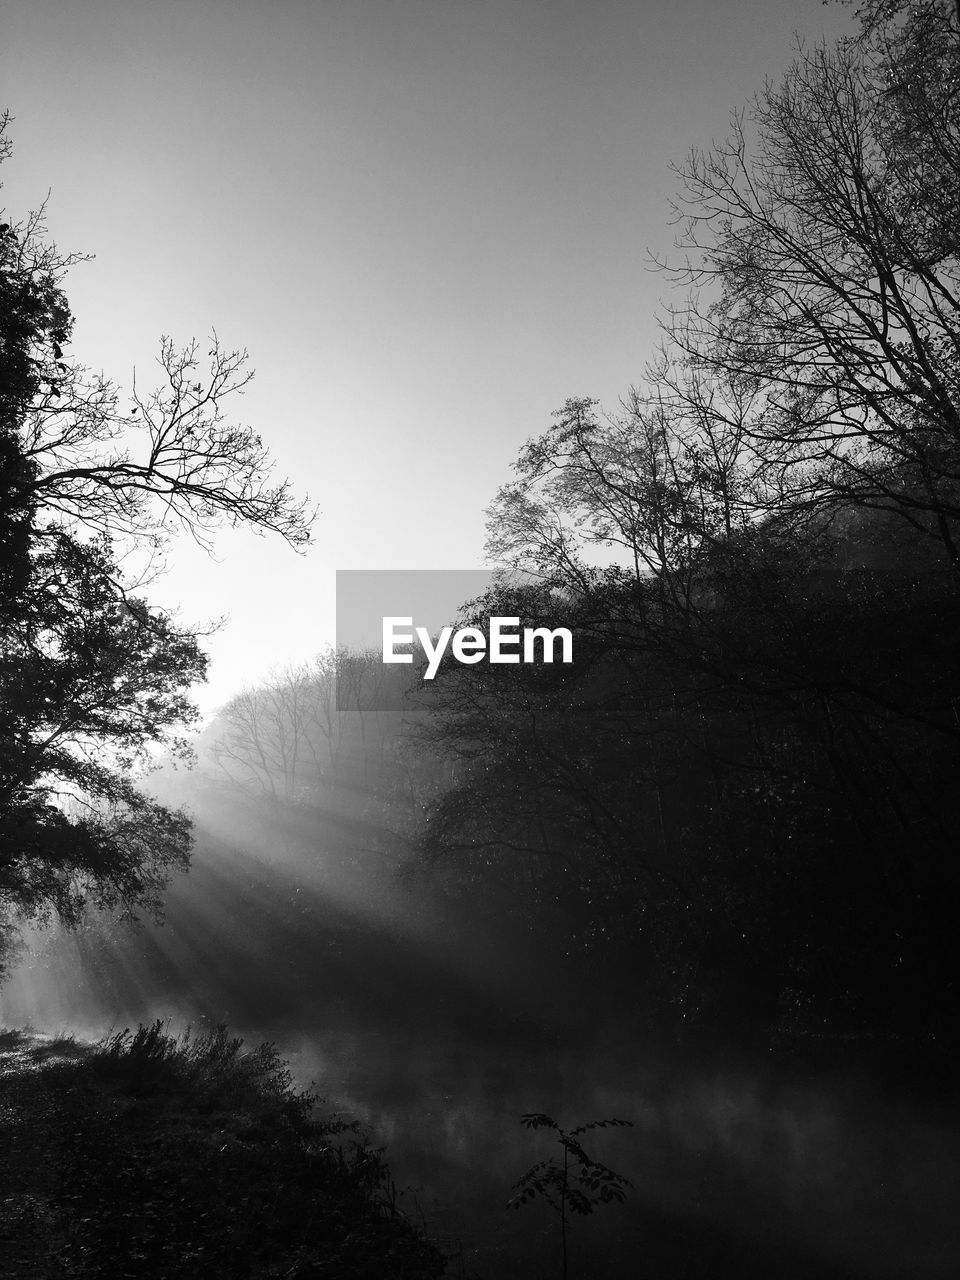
(0, 1022), (447, 1278)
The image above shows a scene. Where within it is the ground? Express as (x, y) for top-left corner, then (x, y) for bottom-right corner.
(0, 1024), (448, 1279)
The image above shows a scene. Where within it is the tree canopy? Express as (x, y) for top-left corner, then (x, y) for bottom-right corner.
(415, 1), (960, 1044)
(0, 113), (313, 947)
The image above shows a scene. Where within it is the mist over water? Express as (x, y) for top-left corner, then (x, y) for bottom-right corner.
(4, 750), (958, 1280)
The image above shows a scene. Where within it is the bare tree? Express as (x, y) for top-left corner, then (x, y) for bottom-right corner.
(659, 7), (960, 565)
(17, 334), (313, 555)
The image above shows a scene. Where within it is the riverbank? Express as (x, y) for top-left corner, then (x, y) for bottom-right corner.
(0, 1022), (447, 1278)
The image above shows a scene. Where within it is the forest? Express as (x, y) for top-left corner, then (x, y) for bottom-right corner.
(3, 2), (960, 1277)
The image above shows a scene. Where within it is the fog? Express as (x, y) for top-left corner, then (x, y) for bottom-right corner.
(4, 728), (958, 1280)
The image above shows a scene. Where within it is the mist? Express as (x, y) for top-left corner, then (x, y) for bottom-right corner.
(4, 1), (960, 1276)
(4, 675), (959, 1279)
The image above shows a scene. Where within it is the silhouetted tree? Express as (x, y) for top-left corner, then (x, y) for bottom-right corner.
(0, 116), (313, 944)
(662, 0), (960, 567)
(417, 5), (960, 1044)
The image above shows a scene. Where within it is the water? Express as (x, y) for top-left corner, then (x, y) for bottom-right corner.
(280, 1022), (960, 1278)
(3, 802), (959, 1278)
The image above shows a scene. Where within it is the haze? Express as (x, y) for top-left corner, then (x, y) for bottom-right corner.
(0, 0), (850, 715)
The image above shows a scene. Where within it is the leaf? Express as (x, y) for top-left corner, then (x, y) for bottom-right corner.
(520, 1112), (557, 1130)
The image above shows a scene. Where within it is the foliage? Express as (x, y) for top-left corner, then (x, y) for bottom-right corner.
(509, 1112), (633, 1280)
(0, 1022), (447, 1278)
(414, 1), (960, 1048)
(0, 113), (313, 945)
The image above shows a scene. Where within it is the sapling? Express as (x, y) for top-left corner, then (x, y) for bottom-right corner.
(508, 1113), (633, 1280)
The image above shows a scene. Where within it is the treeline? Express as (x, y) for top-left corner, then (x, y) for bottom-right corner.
(419, 2), (960, 1047)
(188, 652), (450, 877)
(6, 3), (960, 1057)
(201, 3), (960, 1049)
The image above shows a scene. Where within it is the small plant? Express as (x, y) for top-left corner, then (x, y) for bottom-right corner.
(508, 1112), (634, 1280)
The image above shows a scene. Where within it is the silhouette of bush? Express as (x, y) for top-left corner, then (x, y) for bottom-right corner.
(0, 1023), (447, 1278)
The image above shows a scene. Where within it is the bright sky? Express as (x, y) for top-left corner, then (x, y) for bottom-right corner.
(1, 0), (852, 718)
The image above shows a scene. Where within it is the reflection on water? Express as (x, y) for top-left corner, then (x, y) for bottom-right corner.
(4, 968), (960, 1277)
(282, 1024), (959, 1279)
(3, 920), (960, 1278)
(3, 856), (959, 1277)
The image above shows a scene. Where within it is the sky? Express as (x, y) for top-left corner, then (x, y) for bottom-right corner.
(0, 0), (852, 718)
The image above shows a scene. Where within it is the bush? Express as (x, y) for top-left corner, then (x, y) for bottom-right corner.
(0, 1022), (448, 1279)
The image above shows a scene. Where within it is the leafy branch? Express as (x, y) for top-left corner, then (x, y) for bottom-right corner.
(508, 1112), (634, 1280)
